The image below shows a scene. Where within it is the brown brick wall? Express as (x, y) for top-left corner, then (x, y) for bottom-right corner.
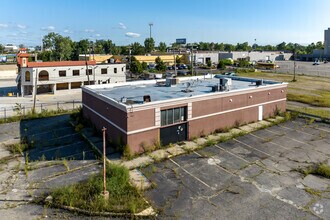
(82, 92), (127, 130)
(127, 109), (155, 131)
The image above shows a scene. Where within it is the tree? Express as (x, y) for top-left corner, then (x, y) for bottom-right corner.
(131, 42), (145, 55)
(42, 32), (60, 51)
(19, 44), (25, 49)
(155, 56), (166, 72)
(0, 44), (4, 53)
(207, 59), (212, 67)
(176, 55), (181, 64)
(54, 36), (73, 61)
(141, 61), (148, 70)
(217, 60), (226, 69)
(158, 42), (167, 52)
(144, 38), (155, 53)
(130, 58), (143, 74)
(224, 44), (235, 52)
(276, 42), (286, 51)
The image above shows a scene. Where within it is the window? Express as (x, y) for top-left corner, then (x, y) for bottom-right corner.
(114, 68), (117, 73)
(25, 71), (30, 82)
(39, 70), (49, 81)
(122, 67), (124, 71)
(59, 70), (66, 77)
(86, 69), (92, 75)
(101, 68), (107, 74)
(161, 107), (186, 126)
(73, 70), (80, 76)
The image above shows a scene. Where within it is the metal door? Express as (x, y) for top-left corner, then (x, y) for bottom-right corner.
(160, 123), (187, 146)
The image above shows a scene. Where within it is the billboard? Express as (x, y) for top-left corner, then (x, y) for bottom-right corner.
(176, 38), (186, 44)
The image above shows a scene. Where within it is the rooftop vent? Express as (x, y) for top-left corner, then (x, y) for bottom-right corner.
(256, 79), (263, 86)
(181, 82), (194, 93)
(143, 95), (151, 103)
(121, 96), (127, 103)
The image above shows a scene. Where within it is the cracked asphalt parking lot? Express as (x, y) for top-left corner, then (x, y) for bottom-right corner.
(141, 118), (330, 219)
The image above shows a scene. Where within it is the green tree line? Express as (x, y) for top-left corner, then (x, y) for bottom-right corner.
(1, 32), (324, 61)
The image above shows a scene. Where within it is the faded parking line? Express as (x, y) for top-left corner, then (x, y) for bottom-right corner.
(278, 124), (313, 136)
(233, 138), (275, 159)
(169, 158), (211, 188)
(193, 151), (234, 175)
(214, 144), (250, 163)
(248, 133), (294, 152)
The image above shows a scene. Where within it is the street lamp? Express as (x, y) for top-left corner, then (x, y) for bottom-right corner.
(148, 22), (153, 39)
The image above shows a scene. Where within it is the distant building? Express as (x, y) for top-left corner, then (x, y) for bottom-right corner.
(16, 50), (126, 96)
(4, 44), (18, 52)
(219, 51), (292, 62)
(324, 28), (330, 57)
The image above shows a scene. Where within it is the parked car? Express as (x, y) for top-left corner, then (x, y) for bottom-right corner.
(313, 62), (320, 65)
(222, 72), (237, 76)
(177, 70), (187, 76)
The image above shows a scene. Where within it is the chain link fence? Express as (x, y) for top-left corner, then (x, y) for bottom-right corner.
(0, 100), (82, 121)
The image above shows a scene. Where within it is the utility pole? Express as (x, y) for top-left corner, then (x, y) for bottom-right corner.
(128, 47), (132, 79)
(293, 49), (297, 82)
(85, 49), (90, 85)
(148, 22), (153, 39)
(32, 68), (38, 114)
(102, 127), (109, 200)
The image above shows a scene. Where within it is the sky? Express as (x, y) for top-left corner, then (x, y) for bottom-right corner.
(1, 0), (330, 47)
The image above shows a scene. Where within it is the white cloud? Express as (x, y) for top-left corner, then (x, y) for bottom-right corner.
(85, 29), (95, 33)
(125, 32), (140, 38)
(41, 26), (55, 31)
(0, 23), (8, 28)
(17, 24), (26, 29)
(95, 33), (101, 37)
(64, 29), (73, 34)
(119, 22), (127, 29)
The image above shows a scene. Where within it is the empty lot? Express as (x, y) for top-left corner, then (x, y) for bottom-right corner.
(141, 118), (330, 219)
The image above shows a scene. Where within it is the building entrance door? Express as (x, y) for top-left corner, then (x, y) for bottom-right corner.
(160, 123), (188, 146)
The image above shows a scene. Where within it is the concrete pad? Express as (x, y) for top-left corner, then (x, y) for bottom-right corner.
(207, 134), (220, 141)
(194, 138), (207, 146)
(130, 156), (154, 169)
(238, 164), (263, 179)
(302, 175), (329, 191)
(239, 125), (255, 133)
(266, 118), (277, 123)
(129, 169), (151, 190)
(149, 149), (170, 162)
(259, 120), (273, 127)
(166, 145), (185, 157)
(309, 198), (330, 219)
(229, 128), (244, 135)
(0, 147), (12, 159)
(182, 141), (199, 151)
(277, 186), (313, 207)
(247, 122), (266, 130)
(121, 160), (135, 170)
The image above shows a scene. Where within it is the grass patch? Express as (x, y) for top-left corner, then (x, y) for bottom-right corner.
(304, 188), (322, 197)
(287, 106), (330, 119)
(300, 163), (330, 179)
(238, 71), (330, 108)
(50, 163), (148, 213)
(0, 108), (80, 125)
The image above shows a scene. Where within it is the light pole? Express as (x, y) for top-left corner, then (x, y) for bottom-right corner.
(148, 22), (153, 39)
(102, 127), (109, 200)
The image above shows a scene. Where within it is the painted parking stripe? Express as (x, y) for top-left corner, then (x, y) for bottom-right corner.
(214, 144), (250, 163)
(278, 124), (313, 136)
(248, 133), (294, 152)
(233, 138), (275, 159)
(36, 141), (85, 154)
(169, 158), (211, 188)
(193, 151), (234, 175)
(264, 129), (313, 146)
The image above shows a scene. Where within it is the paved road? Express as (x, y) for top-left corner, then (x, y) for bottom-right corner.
(276, 61), (330, 77)
(141, 118), (330, 219)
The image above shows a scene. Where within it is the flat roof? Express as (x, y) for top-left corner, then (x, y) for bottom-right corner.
(85, 75), (284, 106)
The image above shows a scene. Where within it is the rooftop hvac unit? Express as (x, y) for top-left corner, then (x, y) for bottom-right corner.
(121, 96), (127, 103)
(166, 78), (177, 87)
(219, 78), (228, 86)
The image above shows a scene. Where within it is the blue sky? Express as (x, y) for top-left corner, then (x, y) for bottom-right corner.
(1, 0), (330, 47)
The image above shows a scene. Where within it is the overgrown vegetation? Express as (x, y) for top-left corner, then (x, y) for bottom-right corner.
(50, 163), (148, 213)
(299, 163), (330, 179)
(0, 107), (80, 125)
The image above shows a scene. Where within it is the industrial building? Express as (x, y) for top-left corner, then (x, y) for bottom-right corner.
(82, 75), (287, 153)
(16, 51), (126, 96)
(219, 51), (292, 62)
